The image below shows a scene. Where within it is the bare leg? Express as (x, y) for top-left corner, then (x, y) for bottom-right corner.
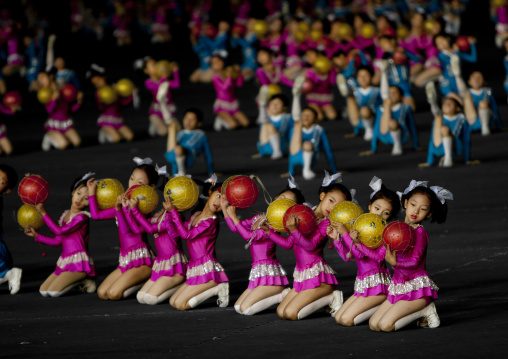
(170, 281), (218, 310)
(233, 111), (250, 127)
(145, 275), (185, 297)
(346, 96), (360, 128)
(217, 111), (238, 129)
(47, 131), (70, 150)
(239, 285), (285, 312)
(336, 294), (386, 326)
(374, 298), (427, 332)
(104, 265), (152, 300)
(289, 120), (303, 155)
(0, 137), (13, 155)
(100, 126), (122, 143)
(46, 272), (86, 297)
(279, 283), (334, 320)
(413, 67), (442, 88)
(118, 125), (134, 141)
(166, 122), (178, 152)
(97, 269), (122, 300)
(149, 115), (168, 136)
(322, 104), (337, 121)
(64, 128), (81, 147)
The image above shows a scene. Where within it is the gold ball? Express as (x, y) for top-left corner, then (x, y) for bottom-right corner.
(37, 87), (52, 104)
(314, 55), (332, 73)
(337, 23), (352, 38)
(310, 29), (322, 42)
(353, 213), (387, 249)
(98, 86), (118, 105)
(329, 201), (364, 231)
(424, 19), (435, 34)
(155, 60), (172, 78)
(361, 23), (376, 39)
(266, 84), (282, 99)
(253, 20), (268, 36)
(164, 176), (199, 212)
(266, 198), (296, 232)
(115, 78), (135, 97)
(17, 204), (44, 230)
(130, 185), (159, 214)
(96, 179), (125, 210)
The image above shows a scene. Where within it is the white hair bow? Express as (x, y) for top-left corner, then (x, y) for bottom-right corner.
(369, 176), (382, 199)
(288, 174), (299, 189)
(74, 172), (95, 188)
(205, 173), (218, 185)
(155, 164), (168, 177)
(402, 180), (428, 195)
(133, 157), (153, 166)
(174, 174), (192, 178)
(213, 49), (228, 59)
(430, 186), (453, 204)
(350, 188), (358, 204)
(322, 170), (342, 187)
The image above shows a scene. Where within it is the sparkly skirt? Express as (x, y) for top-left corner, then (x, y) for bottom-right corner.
(150, 251), (188, 282)
(97, 115), (125, 130)
(149, 102), (176, 121)
(213, 99), (239, 115)
(44, 118), (74, 133)
(306, 92), (333, 106)
(387, 271), (439, 304)
(353, 269), (391, 297)
(186, 254), (228, 286)
(248, 259), (288, 290)
(293, 259), (338, 293)
(117, 242), (154, 274)
(54, 251), (95, 277)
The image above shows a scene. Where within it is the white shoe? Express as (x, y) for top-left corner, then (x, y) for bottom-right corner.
(380, 59), (389, 72)
(259, 85), (269, 107)
(41, 134), (52, 151)
(302, 168), (316, 180)
(98, 130), (108, 144)
(425, 82), (437, 104)
(337, 74), (349, 97)
(328, 290), (343, 316)
(292, 75), (306, 96)
(7, 268), (22, 295)
(78, 279), (97, 293)
(391, 143), (403, 156)
(363, 127), (373, 141)
(439, 156), (453, 167)
(214, 116), (223, 132)
(280, 287), (291, 299)
(156, 81), (170, 102)
(148, 123), (157, 137)
(216, 282), (229, 308)
(271, 151), (283, 160)
(418, 302), (440, 328)
(450, 55), (461, 77)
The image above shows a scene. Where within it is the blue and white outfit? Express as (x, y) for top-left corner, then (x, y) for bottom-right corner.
(288, 124), (337, 175)
(426, 113), (471, 165)
(55, 68), (82, 91)
(257, 113), (294, 157)
(371, 103), (419, 153)
(469, 88), (502, 132)
(164, 129), (215, 176)
(384, 51), (420, 98)
(230, 33), (258, 72)
(25, 36), (45, 84)
(353, 86), (382, 134)
(438, 45), (477, 96)
(193, 36), (213, 71)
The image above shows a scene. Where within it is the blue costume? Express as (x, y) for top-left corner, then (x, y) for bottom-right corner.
(353, 86), (382, 134)
(25, 36), (45, 84)
(469, 88), (502, 132)
(426, 113), (471, 165)
(438, 45), (477, 96)
(257, 114), (294, 157)
(164, 129), (215, 176)
(288, 124), (337, 175)
(55, 69), (82, 91)
(230, 33), (258, 72)
(371, 103), (419, 153)
(385, 50), (420, 97)
(193, 36), (213, 71)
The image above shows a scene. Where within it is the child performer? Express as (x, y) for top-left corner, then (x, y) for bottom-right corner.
(168, 176), (229, 310)
(328, 176), (399, 326)
(88, 64), (135, 144)
(210, 53), (250, 131)
(230, 18), (258, 82)
(369, 180), (451, 331)
(467, 71), (502, 136)
(0, 94), (20, 156)
(24, 173), (96, 297)
(0, 164), (21, 294)
(256, 47), (294, 88)
(221, 176), (306, 315)
(87, 158), (160, 300)
(164, 107), (215, 176)
(305, 56), (338, 121)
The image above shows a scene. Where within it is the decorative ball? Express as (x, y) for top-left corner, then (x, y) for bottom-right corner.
(397, 25), (409, 39)
(115, 78), (135, 97)
(37, 87), (52, 104)
(266, 84), (282, 99)
(329, 201), (364, 231)
(310, 29), (322, 42)
(18, 174), (50, 205)
(266, 198), (296, 232)
(424, 19), (435, 34)
(361, 23), (376, 39)
(337, 23), (352, 38)
(347, 51), (362, 68)
(221, 175), (240, 195)
(456, 36), (470, 52)
(493, 0), (507, 8)
(3, 91), (22, 107)
(383, 221), (416, 254)
(353, 213), (387, 249)
(253, 20), (268, 36)
(130, 185), (159, 214)
(393, 50), (408, 65)
(155, 60), (172, 78)
(283, 204), (317, 238)
(17, 204), (44, 230)
(298, 21), (310, 34)
(293, 29), (306, 42)
(225, 175), (259, 209)
(98, 86), (118, 105)
(61, 84), (78, 103)
(301, 78), (314, 94)
(96, 178), (125, 210)
(164, 176), (199, 212)
(314, 55), (332, 73)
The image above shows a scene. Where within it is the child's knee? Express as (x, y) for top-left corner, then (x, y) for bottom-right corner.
(302, 141), (313, 151)
(360, 107), (372, 119)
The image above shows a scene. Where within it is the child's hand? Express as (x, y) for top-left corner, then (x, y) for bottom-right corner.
(385, 245), (397, 266)
(468, 36), (476, 44)
(24, 226), (37, 238)
(35, 203), (47, 216)
(77, 91), (83, 103)
(87, 178), (97, 193)
(332, 221), (348, 235)
(115, 196), (122, 210)
(226, 205), (236, 218)
(121, 194), (129, 208)
(171, 62), (179, 72)
(128, 196), (139, 209)
(163, 196), (175, 211)
(220, 196), (229, 211)
(286, 214), (298, 233)
(327, 224), (339, 241)
(350, 229), (360, 244)
(260, 222), (271, 234)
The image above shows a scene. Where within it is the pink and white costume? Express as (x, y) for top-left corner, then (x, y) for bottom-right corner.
(387, 225), (438, 305)
(225, 215), (288, 290)
(402, 34), (441, 70)
(267, 219), (337, 292)
(95, 92), (132, 130)
(261, 34), (285, 69)
(35, 211), (95, 277)
(285, 36), (307, 68)
(89, 195), (154, 273)
(43, 97), (81, 133)
(305, 68), (337, 106)
(212, 73), (243, 115)
(334, 233), (391, 297)
(168, 209), (228, 285)
(145, 71), (180, 122)
(126, 208), (188, 282)
(256, 67), (294, 87)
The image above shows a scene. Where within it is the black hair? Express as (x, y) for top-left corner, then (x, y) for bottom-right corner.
(276, 187), (305, 205)
(133, 164), (160, 187)
(357, 64), (374, 77)
(70, 176), (88, 193)
(191, 179), (224, 215)
(257, 46), (274, 56)
(0, 164), (18, 192)
(331, 50), (347, 58)
(370, 184), (400, 221)
(318, 183), (352, 201)
(390, 85), (404, 98)
(302, 106), (318, 120)
(433, 32), (451, 48)
(184, 107), (204, 123)
(401, 186), (447, 224)
(268, 93), (289, 107)
(445, 96), (462, 110)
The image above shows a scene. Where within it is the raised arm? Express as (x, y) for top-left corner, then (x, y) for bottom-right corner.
(88, 195), (115, 220)
(267, 229), (294, 250)
(168, 209), (216, 240)
(291, 228), (325, 253)
(42, 213), (88, 236)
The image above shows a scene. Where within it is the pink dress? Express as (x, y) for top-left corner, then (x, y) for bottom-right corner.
(89, 195), (154, 273)
(225, 215), (288, 290)
(387, 225), (439, 304)
(44, 97), (81, 133)
(285, 36), (307, 68)
(402, 33), (441, 70)
(326, 39), (354, 59)
(212, 73), (243, 115)
(261, 34), (285, 69)
(35, 211), (95, 277)
(334, 233), (391, 297)
(267, 219), (338, 292)
(168, 209), (228, 285)
(145, 71), (180, 121)
(95, 92), (132, 130)
(126, 208), (188, 281)
(256, 67), (294, 87)
(305, 68), (337, 106)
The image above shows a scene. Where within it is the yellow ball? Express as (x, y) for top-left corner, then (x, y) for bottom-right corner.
(314, 55), (332, 73)
(266, 198), (296, 232)
(424, 19), (435, 34)
(397, 25), (409, 39)
(164, 176), (199, 212)
(493, 0), (507, 8)
(98, 86), (118, 105)
(253, 20), (268, 36)
(329, 201), (364, 231)
(293, 29), (306, 42)
(17, 204), (44, 230)
(310, 29), (322, 42)
(298, 21), (310, 34)
(96, 179), (125, 210)
(130, 185), (159, 214)
(353, 213), (387, 249)
(361, 23), (376, 39)
(338, 23), (352, 38)
(221, 175), (241, 195)
(267, 84), (282, 99)
(155, 60), (172, 78)
(115, 78), (135, 97)
(37, 87), (52, 104)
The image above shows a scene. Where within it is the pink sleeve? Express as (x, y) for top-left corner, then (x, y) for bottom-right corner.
(120, 94), (133, 106)
(256, 69), (270, 85)
(333, 235), (353, 262)
(132, 207), (172, 235)
(145, 79), (158, 91)
(88, 195), (115, 220)
(340, 232), (365, 260)
(115, 208), (131, 234)
(45, 99), (57, 114)
(224, 217), (239, 233)
(169, 70), (180, 88)
(281, 72), (294, 87)
(291, 228), (325, 252)
(394, 227), (427, 270)
(169, 209), (216, 240)
(0, 104), (14, 115)
(212, 75), (232, 92)
(235, 74), (244, 87)
(355, 242), (386, 263)
(71, 101), (82, 112)
(35, 233), (62, 247)
(125, 207), (144, 234)
(267, 229), (294, 250)
(43, 213), (87, 236)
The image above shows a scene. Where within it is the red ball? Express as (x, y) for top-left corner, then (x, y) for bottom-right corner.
(126, 184), (142, 198)
(61, 84), (78, 103)
(225, 175), (258, 209)
(392, 50), (408, 65)
(347, 52), (361, 68)
(283, 204), (317, 238)
(3, 91), (22, 107)
(456, 36), (470, 52)
(301, 78), (314, 94)
(18, 175), (50, 205)
(382, 221), (416, 254)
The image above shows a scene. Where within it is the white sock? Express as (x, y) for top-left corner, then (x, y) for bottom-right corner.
(302, 150), (315, 179)
(442, 136), (453, 161)
(144, 285), (181, 305)
(137, 291), (147, 304)
(48, 282), (80, 297)
(257, 106), (268, 125)
(176, 155), (186, 175)
(380, 71), (389, 100)
(234, 304), (242, 314)
(242, 292), (286, 316)
(268, 134), (282, 159)
(430, 101), (442, 117)
(188, 286), (219, 308)
(297, 293), (335, 320)
(390, 130), (402, 155)
(123, 284), (143, 298)
(291, 94), (301, 121)
(394, 305), (434, 331)
(479, 108), (491, 135)
(353, 305), (380, 325)
(362, 118), (374, 141)
(455, 76), (468, 97)
(40, 290), (49, 297)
